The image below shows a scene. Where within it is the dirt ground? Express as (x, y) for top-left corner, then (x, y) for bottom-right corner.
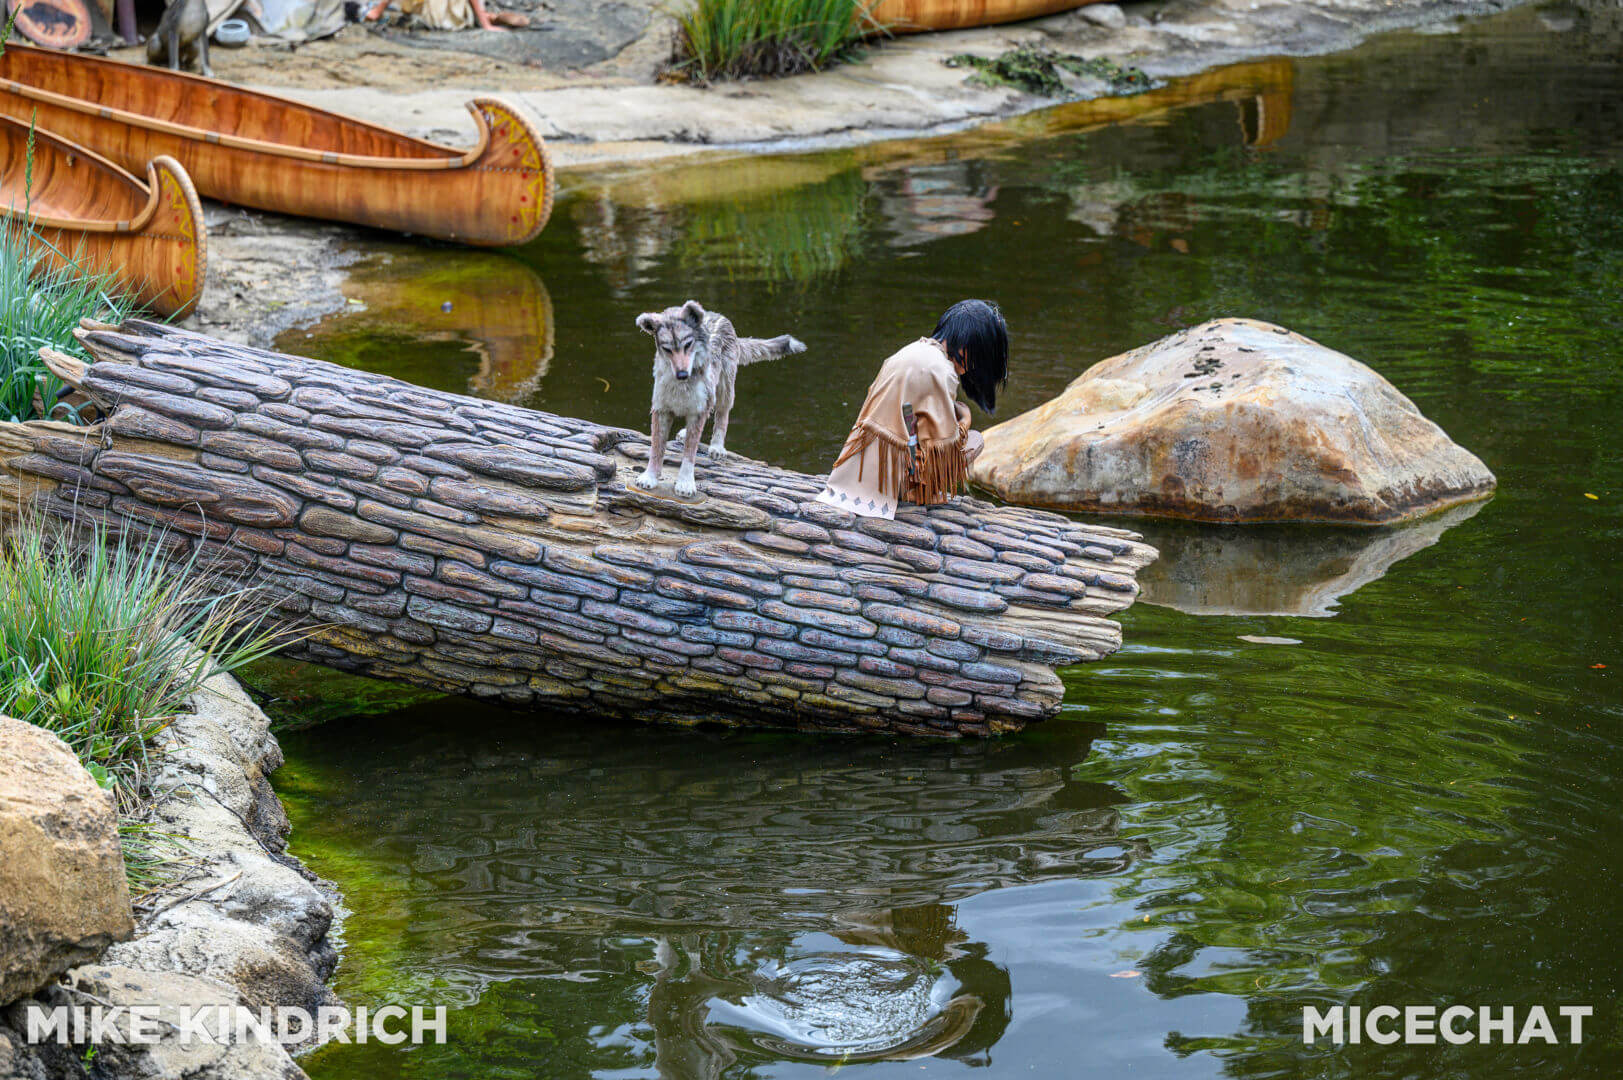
(103, 0), (666, 93)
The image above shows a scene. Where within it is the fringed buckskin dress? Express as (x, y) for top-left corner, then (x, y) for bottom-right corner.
(816, 338), (971, 520)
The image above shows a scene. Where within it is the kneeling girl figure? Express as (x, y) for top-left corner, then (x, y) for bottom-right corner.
(816, 299), (1008, 520)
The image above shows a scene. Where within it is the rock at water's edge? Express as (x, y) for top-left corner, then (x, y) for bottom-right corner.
(0, 717), (133, 1004)
(970, 318), (1497, 525)
(100, 672), (336, 1018)
(13, 965), (305, 1080)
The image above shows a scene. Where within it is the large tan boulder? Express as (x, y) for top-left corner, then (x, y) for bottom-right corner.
(971, 318), (1496, 524)
(0, 717), (133, 1003)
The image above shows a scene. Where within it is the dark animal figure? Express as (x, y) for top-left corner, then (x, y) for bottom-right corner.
(147, 0), (210, 77)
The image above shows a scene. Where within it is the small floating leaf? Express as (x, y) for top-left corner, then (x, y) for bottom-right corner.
(1584, 492), (1599, 500)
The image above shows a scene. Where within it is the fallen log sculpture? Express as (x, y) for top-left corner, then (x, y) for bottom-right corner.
(0, 321), (1156, 737)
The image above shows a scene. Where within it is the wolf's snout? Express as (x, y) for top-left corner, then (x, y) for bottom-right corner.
(675, 370), (690, 380)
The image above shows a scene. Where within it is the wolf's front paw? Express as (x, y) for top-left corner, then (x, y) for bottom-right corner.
(674, 474), (698, 498)
(636, 468), (660, 490)
(706, 441), (728, 460)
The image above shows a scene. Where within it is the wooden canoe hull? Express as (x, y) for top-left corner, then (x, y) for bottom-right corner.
(0, 44), (552, 247)
(1, 117), (205, 317)
(870, 0), (1101, 33)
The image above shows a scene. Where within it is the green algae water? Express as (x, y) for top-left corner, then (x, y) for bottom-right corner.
(270, 4), (1623, 1077)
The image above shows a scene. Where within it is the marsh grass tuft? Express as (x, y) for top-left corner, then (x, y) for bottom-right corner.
(0, 517), (303, 888)
(1, 218), (137, 423)
(0, 3), (19, 54)
(664, 0), (885, 83)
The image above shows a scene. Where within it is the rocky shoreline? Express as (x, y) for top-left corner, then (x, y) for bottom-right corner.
(0, 673), (335, 1080)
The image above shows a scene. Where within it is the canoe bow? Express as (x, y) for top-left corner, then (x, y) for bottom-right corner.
(469, 98), (555, 246)
(0, 45), (553, 246)
(1, 115), (206, 318)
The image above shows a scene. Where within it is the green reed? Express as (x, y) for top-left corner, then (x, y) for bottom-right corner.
(0, 518), (304, 888)
(666, 0), (885, 82)
(0, 217), (138, 423)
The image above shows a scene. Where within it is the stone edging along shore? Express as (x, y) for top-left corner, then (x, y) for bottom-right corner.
(1, 672), (335, 1080)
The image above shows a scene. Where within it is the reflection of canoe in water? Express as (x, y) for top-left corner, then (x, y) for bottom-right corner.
(863, 59), (1297, 170)
(1004, 57), (1297, 148)
(292, 248), (554, 403)
(0, 42), (552, 247)
(870, 0), (1101, 33)
(0, 115), (205, 317)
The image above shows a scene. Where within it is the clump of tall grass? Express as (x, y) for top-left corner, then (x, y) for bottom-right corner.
(0, 518), (299, 890)
(665, 0), (885, 83)
(1, 218), (137, 423)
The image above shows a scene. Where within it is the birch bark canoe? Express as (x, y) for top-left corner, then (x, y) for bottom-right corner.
(0, 116), (205, 317)
(0, 43), (552, 247)
(870, 0), (1102, 33)
(1, 321), (1156, 738)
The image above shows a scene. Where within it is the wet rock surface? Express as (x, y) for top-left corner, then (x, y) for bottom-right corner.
(251, 0), (1535, 169)
(188, 207), (360, 351)
(0, 718), (133, 1006)
(708, 948), (984, 1062)
(970, 318), (1497, 524)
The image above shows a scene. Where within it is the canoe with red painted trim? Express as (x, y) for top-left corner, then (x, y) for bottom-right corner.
(0, 42), (553, 247)
(869, 0), (1103, 33)
(1, 115), (205, 317)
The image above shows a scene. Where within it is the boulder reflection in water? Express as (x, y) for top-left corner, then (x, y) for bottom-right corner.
(1136, 501), (1484, 617)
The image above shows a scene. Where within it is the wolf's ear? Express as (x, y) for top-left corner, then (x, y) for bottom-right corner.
(681, 300), (707, 327)
(635, 313), (660, 336)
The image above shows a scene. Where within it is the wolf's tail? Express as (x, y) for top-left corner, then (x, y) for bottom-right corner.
(736, 334), (808, 366)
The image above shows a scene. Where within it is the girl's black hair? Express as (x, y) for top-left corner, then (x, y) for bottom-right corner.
(934, 299), (1009, 413)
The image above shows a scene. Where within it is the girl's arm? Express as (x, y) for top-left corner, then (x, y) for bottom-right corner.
(953, 401), (983, 463)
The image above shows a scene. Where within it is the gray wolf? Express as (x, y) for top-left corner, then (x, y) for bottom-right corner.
(634, 300), (806, 497)
(148, 0), (211, 77)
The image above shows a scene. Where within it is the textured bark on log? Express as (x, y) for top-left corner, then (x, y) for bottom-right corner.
(1, 321), (1156, 737)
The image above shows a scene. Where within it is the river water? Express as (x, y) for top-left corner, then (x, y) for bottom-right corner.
(267, 4), (1623, 1077)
